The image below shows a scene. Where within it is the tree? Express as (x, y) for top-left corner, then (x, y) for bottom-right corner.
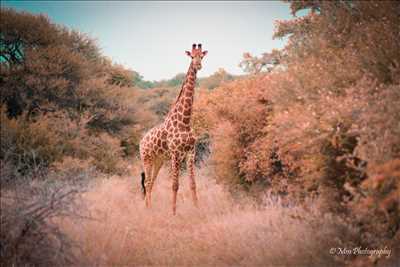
(0, 8), (141, 172)
(132, 71), (155, 89)
(273, 1), (400, 83)
(0, 8), (107, 117)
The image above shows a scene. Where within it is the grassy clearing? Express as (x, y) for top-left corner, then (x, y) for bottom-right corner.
(58, 166), (349, 267)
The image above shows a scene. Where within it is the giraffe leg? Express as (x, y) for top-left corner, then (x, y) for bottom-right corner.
(171, 155), (180, 215)
(187, 148), (198, 207)
(147, 160), (163, 206)
(143, 158), (153, 208)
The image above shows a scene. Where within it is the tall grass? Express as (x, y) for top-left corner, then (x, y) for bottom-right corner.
(58, 166), (356, 267)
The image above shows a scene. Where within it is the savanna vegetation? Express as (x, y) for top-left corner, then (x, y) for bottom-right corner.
(1, 1), (399, 266)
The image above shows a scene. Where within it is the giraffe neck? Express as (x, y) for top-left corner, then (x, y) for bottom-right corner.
(167, 62), (197, 126)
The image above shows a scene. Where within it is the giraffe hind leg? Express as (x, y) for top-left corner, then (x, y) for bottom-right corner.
(147, 160), (163, 206)
(143, 158), (153, 208)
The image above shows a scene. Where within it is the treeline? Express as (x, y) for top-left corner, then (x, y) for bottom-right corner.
(134, 68), (238, 90)
(193, 1), (400, 265)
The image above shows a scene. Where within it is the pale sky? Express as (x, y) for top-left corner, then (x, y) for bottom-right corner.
(3, 1), (291, 81)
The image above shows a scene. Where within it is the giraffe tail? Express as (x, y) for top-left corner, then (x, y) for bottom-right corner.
(140, 171), (146, 197)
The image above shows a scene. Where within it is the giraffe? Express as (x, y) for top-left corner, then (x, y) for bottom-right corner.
(139, 43), (207, 215)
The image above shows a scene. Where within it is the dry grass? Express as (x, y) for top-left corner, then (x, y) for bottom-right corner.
(58, 165), (346, 267)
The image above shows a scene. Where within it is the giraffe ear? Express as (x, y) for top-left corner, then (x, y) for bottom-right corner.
(185, 51), (191, 57)
(202, 50), (208, 56)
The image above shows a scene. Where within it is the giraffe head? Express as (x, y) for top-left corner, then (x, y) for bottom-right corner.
(185, 43), (208, 71)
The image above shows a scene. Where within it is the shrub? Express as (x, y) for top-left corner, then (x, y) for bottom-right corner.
(90, 133), (124, 174)
(0, 107), (64, 174)
(0, 169), (91, 266)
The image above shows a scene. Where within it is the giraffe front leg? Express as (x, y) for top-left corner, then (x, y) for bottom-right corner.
(187, 148), (198, 208)
(171, 155), (180, 215)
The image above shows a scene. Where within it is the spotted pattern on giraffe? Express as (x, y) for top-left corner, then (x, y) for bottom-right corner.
(139, 43), (207, 215)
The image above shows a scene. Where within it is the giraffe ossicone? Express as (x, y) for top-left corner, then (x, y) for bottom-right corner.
(139, 43), (208, 215)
